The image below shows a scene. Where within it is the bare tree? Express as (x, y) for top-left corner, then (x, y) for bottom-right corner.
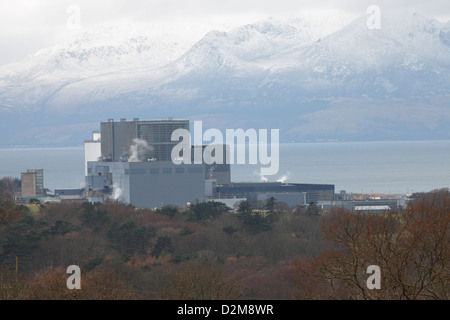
(159, 261), (242, 300)
(291, 191), (450, 300)
(24, 267), (137, 300)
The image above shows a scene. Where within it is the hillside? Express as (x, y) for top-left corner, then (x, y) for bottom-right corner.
(0, 199), (323, 299)
(0, 14), (449, 147)
(0, 188), (448, 300)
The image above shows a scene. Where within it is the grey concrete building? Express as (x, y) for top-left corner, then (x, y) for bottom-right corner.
(321, 199), (400, 213)
(215, 182), (335, 207)
(21, 172), (37, 197)
(192, 145), (231, 185)
(55, 189), (85, 202)
(100, 118), (189, 162)
(86, 161), (206, 208)
(21, 169), (44, 197)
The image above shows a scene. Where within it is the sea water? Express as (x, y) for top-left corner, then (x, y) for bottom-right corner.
(0, 140), (449, 194)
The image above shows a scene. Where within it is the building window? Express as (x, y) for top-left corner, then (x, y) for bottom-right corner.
(130, 168), (147, 174)
(175, 168), (185, 174)
(188, 167), (203, 173)
(163, 168), (172, 174)
(150, 168), (160, 174)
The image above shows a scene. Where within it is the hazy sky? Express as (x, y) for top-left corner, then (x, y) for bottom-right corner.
(0, 0), (449, 66)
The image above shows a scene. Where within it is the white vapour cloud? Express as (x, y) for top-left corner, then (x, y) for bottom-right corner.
(276, 171), (291, 183)
(128, 138), (154, 162)
(112, 182), (122, 201)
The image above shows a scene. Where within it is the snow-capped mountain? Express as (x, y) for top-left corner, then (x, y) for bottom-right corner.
(0, 23), (209, 112)
(0, 13), (449, 147)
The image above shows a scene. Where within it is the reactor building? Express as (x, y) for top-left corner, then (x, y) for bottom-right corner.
(84, 118), (231, 208)
(84, 118), (335, 209)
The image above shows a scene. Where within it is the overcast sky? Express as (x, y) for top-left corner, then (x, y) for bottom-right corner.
(0, 0), (449, 66)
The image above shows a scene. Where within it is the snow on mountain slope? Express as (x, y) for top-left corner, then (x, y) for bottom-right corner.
(0, 16), (337, 112)
(152, 12), (450, 106)
(310, 13), (450, 96)
(0, 13), (449, 146)
(0, 23), (212, 112)
(177, 17), (329, 70)
(1, 13), (449, 109)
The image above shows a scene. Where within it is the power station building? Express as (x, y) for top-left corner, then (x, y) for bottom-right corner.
(86, 161), (207, 208)
(214, 182), (335, 207)
(85, 118), (231, 208)
(100, 118), (190, 162)
(84, 118), (335, 209)
(84, 131), (101, 176)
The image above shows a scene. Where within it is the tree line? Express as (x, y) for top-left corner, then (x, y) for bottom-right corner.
(0, 185), (448, 300)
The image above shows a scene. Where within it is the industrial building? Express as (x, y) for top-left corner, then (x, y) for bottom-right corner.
(84, 130), (101, 176)
(15, 168), (49, 203)
(55, 189), (85, 203)
(192, 144), (231, 185)
(85, 118), (231, 208)
(20, 169), (44, 198)
(86, 161), (207, 208)
(214, 182), (335, 207)
(321, 199), (400, 213)
(84, 118), (334, 210)
(100, 118), (190, 162)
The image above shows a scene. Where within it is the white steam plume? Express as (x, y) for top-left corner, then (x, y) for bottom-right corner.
(276, 171), (291, 183)
(112, 182), (122, 201)
(128, 138), (154, 162)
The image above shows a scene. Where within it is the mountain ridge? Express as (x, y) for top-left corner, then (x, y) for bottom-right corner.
(0, 13), (449, 147)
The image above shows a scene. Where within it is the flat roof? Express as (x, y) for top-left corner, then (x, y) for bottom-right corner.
(216, 182), (335, 193)
(355, 205), (391, 211)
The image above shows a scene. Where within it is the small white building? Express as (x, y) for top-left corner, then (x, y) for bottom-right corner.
(84, 131), (101, 176)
